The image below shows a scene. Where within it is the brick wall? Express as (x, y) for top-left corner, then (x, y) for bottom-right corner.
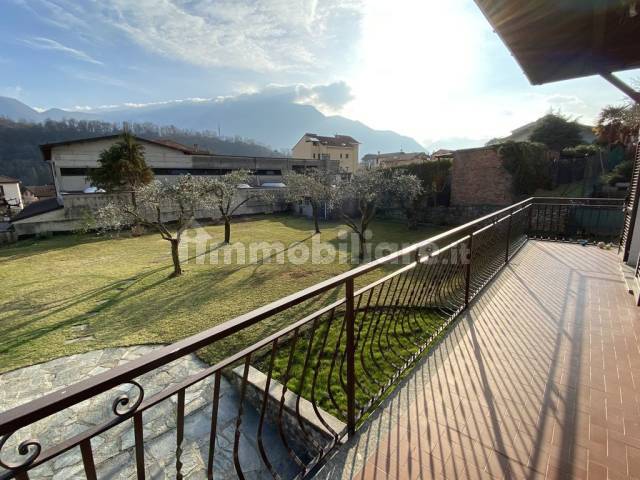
(451, 147), (515, 206)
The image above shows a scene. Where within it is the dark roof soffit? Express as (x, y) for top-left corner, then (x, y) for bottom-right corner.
(473, 0), (640, 85)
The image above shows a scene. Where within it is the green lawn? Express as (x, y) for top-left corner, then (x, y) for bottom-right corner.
(0, 215), (445, 373)
(535, 180), (586, 198)
(257, 308), (449, 421)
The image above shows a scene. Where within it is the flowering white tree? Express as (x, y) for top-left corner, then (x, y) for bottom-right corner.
(95, 175), (209, 277)
(334, 168), (422, 260)
(282, 169), (336, 234)
(203, 170), (275, 243)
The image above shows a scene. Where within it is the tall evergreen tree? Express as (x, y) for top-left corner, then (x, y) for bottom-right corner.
(88, 132), (154, 191)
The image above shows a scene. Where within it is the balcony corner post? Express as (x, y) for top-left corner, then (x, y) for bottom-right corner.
(345, 277), (357, 438)
(505, 211), (513, 264)
(464, 234), (473, 308)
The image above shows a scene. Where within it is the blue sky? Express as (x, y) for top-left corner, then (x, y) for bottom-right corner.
(1, 0), (638, 149)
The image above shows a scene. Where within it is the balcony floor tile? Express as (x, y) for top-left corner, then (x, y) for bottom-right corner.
(316, 241), (640, 479)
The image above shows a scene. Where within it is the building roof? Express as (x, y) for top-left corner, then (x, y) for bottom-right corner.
(473, 0), (640, 85)
(303, 133), (360, 147)
(40, 134), (207, 161)
(24, 185), (57, 198)
(362, 152), (427, 160)
(153, 139), (210, 155)
(11, 197), (64, 222)
(432, 149), (454, 158)
(0, 176), (19, 184)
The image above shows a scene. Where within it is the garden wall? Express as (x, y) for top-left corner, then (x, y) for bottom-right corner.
(450, 147), (515, 207)
(12, 189), (286, 237)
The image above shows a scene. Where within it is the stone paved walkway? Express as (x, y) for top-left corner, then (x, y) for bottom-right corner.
(316, 241), (640, 479)
(0, 346), (295, 479)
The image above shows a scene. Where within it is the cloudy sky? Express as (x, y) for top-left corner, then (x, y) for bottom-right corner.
(1, 0), (638, 149)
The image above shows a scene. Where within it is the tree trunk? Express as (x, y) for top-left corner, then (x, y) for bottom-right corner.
(311, 203), (321, 234)
(358, 232), (366, 261)
(130, 191), (144, 237)
(170, 239), (182, 277)
(224, 218), (231, 244)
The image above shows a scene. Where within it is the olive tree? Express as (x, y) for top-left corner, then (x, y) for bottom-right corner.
(95, 175), (209, 277)
(282, 169), (336, 234)
(203, 170), (274, 243)
(334, 168), (422, 260)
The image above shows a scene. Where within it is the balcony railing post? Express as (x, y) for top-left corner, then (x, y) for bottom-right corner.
(464, 234), (473, 308)
(345, 276), (356, 438)
(505, 211), (513, 264)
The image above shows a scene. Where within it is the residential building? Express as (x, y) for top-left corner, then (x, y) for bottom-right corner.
(361, 151), (429, 169)
(431, 149), (454, 161)
(0, 175), (23, 213)
(291, 133), (359, 173)
(41, 134), (338, 194)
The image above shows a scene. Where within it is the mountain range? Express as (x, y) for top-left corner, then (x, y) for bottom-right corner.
(0, 95), (424, 156)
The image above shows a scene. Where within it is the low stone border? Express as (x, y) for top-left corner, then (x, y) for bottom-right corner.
(231, 366), (346, 454)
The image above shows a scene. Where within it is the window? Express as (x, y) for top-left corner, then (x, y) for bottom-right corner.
(0, 186), (4, 198)
(346, 153), (349, 159)
(313, 153), (316, 159)
(321, 154), (330, 160)
(60, 168), (92, 176)
(153, 168), (234, 176)
(340, 153), (343, 159)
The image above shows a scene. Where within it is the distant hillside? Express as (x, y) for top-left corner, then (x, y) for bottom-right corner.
(486, 118), (596, 146)
(0, 118), (281, 185)
(0, 95), (425, 158)
(0, 96), (96, 122)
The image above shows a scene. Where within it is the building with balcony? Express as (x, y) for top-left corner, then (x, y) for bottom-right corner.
(292, 133), (360, 174)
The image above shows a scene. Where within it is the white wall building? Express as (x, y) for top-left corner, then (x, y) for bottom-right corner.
(0, 176), (23, 212)
(41, 135), (338, 194)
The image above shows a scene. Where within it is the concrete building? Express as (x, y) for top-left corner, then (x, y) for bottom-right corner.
(361, 151), (429, 169)
(0, 176), (23, 214)
(8, 134), (339, 237)
(291, 133), (359, 173)
(42, 135), (337, 194)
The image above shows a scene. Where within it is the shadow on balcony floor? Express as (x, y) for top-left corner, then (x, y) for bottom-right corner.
(316, 240), (640, 479)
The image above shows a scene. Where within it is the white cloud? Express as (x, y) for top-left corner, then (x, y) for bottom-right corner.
(18, 0), (363, 73)
(0, 85), (24, 99)
(240, 82), (354, 112)
(21, 36), (103, 65)
(63, 83), (351, 113)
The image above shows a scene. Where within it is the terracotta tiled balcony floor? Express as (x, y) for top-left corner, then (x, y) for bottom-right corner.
(317, 241), (640, 479)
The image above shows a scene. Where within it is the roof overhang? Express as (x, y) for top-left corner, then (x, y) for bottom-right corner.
(474, 0), (640, 88)
(39, 134), (200, 161)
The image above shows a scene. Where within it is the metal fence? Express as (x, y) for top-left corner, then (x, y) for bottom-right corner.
(0, 197), (624, 479)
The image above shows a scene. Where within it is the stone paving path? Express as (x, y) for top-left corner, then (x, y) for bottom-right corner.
(0, 346), (296, 479)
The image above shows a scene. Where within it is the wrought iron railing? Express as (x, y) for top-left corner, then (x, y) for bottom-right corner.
(0, 197), (624, 479)
(528, 197), (624, 243)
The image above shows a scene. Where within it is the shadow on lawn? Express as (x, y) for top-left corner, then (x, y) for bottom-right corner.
(0, 233), (342, 364)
